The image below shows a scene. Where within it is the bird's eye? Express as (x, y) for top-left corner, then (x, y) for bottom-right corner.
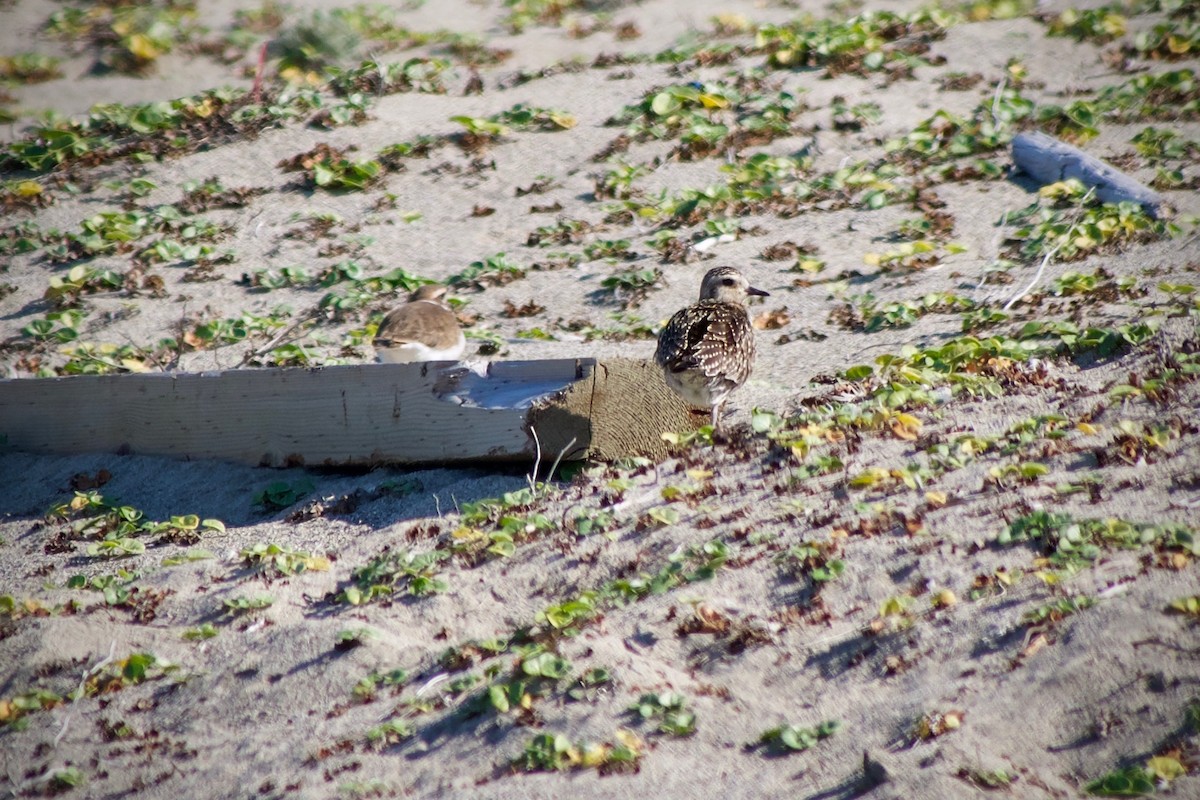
(722, 278), (735, 286)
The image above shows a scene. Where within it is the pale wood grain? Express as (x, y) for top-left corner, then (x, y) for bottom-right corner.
(0, 360), (583, 467)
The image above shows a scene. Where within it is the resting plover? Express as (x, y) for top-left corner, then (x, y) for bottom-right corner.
(373, 284), (465, 363)
(655, 266), (768, 433)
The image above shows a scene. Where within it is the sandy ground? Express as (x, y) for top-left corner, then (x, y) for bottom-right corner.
(1, 0), (1199, 798)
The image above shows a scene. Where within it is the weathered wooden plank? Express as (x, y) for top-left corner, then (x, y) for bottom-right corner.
(1012, 131), (1167, 218)
(0, 358), (699, 466)
(0, 360), (581, 466)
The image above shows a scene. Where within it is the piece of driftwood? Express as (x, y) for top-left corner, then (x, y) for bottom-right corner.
(0, 358), (699, 467)
(1012, 131), (1168, 218)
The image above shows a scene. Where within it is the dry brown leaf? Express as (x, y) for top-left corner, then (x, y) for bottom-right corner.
(753, 307), (791, 330)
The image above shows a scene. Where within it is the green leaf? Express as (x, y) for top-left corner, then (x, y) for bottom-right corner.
(522, 652), (571, 679)
(647, 507), (679, 526)
(1168, 596), (1200, 616)
(843, 364), (874, 380)
(87, 538), (145, 558)
(1085, 766), (1156, 796)
(122, 652), (155, 681)
(650, 92), (681, 117)
(488, 683), (510, 713)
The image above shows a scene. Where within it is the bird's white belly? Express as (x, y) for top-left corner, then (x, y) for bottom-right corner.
(376, 332), (465, 364)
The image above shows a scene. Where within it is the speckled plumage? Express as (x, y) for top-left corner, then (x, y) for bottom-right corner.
(373, 284), (465, 364)
(655, 266), (768, 432)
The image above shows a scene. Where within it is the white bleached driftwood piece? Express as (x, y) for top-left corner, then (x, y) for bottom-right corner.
(0, 358), (698, 467)
(1011, 131), (1168, 218)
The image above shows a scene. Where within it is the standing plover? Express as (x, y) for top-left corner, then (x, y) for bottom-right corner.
(655, 266), (768, 433)
(373, 284), (465, 363)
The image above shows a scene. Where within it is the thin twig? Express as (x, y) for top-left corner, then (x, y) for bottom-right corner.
(415, 673), (449, 698)
(1176, 228), (1199, 251)
(369, 51), (386, 98)
(1000, 187), (1094, 310)
(545, 436), (578, 487)
(53, 641), (117, 748)
(164, 303), (191, 371)
(241, 308), (321, 364)
(990, 76), (1008, 126)
(977, 209), (1011, 289)
(1002, 241), (1062, 312)
(527, 426), (543, 497)
(250, 41), (268, 105)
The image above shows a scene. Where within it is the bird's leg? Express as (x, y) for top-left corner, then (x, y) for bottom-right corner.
(711, 401), (726, 443)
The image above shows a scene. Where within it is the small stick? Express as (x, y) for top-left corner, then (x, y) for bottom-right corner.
(527, 426), (543, 497)
(250, 42), (269, 104)
(241, 308), (321, 364)
(1000, 186), (1092, 311)
(545, 436), (578, 486)
(53, 641), (117, 748)
(977, 209), (1011, 291)
(415, 673), (449, 698)
(989, 76), (1007, 126)
(1002, 241), (1062, 312)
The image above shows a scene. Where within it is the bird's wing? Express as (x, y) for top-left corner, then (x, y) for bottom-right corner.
(657, 305), (741, 376)
(374, 302), (460, 348)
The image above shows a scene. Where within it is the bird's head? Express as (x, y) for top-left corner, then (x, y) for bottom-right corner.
(698, 266), (769, 304)
(409, 284), (450, 304)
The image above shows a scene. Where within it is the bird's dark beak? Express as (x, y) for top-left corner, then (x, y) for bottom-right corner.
(748, 286), (770, 297)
